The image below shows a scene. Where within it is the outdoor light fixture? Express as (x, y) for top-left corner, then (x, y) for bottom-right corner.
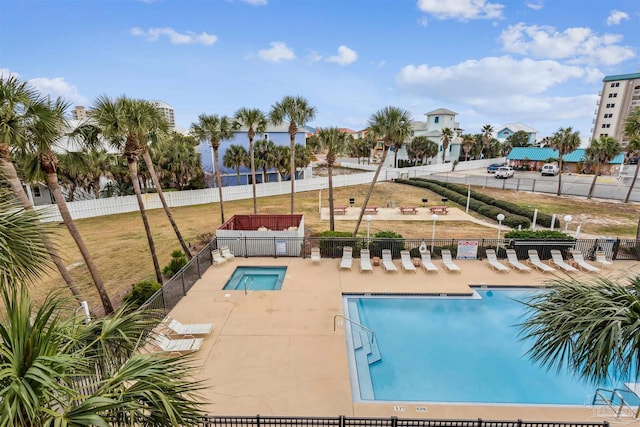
(497, 213), (505, 240)
(563, 214), (573, 233)
(366, 215), (372, 242)
(431, 214), (439, 252)
(349, 197), (355, 207)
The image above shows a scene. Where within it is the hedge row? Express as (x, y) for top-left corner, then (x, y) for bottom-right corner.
(395, 178), (531, 229)
(410, 178), (559, 228)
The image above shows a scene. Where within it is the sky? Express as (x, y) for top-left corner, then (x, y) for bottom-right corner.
(1, 0), (639, 143)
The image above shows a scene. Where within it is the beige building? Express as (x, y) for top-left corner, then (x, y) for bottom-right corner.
(71, 105), (92, 120)
(151, 100), (175, 129)
(591, 72), (640, 147)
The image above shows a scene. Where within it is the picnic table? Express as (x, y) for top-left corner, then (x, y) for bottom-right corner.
(399, 206), (418, 215)
(333, 206), (348, 214)
(429, 206), (448, 214)
(363, 206), (379, 214)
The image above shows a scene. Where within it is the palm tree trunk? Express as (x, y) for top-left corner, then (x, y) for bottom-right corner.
(556, 157), (563, 196)
(587, 163), (601, 199)
(328, 162), (335, 231)
(236, 168), (241, 186)
(394, 149), (398, 168)
(46, 171), (114, 314)
(624, 165), (639, 203)
(353, 148), (388, 236)
(141, 151), (192, 260)
(250, 138), (257, 214)
(213, 146), (225, 224)
(128, 159), (163, 284)
(263, 166), (268, 183)
(289, 135), (295, 214)
(0, 158), (84, 302)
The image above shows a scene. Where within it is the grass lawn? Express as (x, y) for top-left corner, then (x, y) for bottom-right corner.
(32, 181), (638, 310)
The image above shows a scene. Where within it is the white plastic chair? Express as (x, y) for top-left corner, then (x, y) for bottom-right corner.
(310, 247), (321, 263)
(340, 246), (353, 270)
(420, 250), (438, 272)
(400, 250), (417, 272)
(527, 249), (555, 273)
(570, 249), (601, 272)
(506, 249), (532, 272)
(220, 246), (235, 260)
(153, 334), (203, 355)
(550, 250), (578, 272)
(381, 249), (398, 272)
(441, 249), (461, 272)
(163, 317), (213, 336)
(212, 249), (227, 265)
(360, 249), (373, 272)
(486, 249), (509, 272)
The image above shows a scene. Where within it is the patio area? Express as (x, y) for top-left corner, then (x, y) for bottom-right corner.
(165, 256), (640, 420)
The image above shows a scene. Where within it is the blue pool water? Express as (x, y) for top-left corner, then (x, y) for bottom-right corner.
(223, 266), (286, 291)
(345, 289), (637, 405)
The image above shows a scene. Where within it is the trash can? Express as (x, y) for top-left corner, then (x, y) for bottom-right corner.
(391, 201), (396, 208)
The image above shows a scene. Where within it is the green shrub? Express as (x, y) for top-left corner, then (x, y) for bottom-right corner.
(124, 280), (162, 308)
(317, 231), (361, 257)
(162, 250), (188, 278)
(504, 229), (572, 239)
(369, 231), (405, 257)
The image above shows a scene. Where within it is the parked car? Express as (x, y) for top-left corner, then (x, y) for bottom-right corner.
(487, 163), (503, 173)
(541, 163), (559, 176)
(495, 166), (514, 179)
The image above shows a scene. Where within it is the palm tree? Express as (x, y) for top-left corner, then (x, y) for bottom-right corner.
(18, 98), (114, 313)
(91, 96), (165, 283)
(223, 144), (248, 185)
(353, 106), (412, 236)
(254, 136), (277, 183)
(0, 285), (206, 426)
(154, 132), (201, 191)
(269, 96), (316, 214)
(481, 124), (494, 158)
(0, 76), (82, 300)
(586, 135), (622, 199)
(234, 108), (268, 214)
(191, 114), (234, 224)
(440, 127), (453, 163)
(623, 107), (640, 203)
(550, 127), (580, 196)
(521, 276), (640, 384)
(84, 148), (116, 198)
(460, 134), (475, 161)
(317, 128), (348, 231)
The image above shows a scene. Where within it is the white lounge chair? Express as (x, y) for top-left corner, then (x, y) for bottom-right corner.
(220, 246), (235, 260)
(569, 249), (600, 272)
(550, 250), (578, 273)
(419, 250), (438, 272)
(360, 249), (373, 272)
(505, 249), (531, 272)
(310, 247), (321, 263)
(527, 249), (555, 273)
(485, 249), (509, 272)
(441, 249), (461, 272)
(163, 317), (213, 336)
(595, 251), (613, 267)
(212, 249), (227, 265)
(340, 246), (353, 270)
(381, 249), (398, 272)
(400, 250), (417, 272)
(153, 334), (203, 355)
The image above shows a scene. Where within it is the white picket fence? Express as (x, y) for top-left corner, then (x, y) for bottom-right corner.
(35, 158), (501, 222)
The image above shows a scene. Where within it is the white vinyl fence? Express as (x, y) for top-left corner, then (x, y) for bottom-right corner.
(35, 158), (502, 222)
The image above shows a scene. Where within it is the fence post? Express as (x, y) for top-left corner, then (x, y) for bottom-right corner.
(244, 236), (248, 258)
(340, 415), (345, 427)
(517, 419), (522, 427)
(477, 418), (483, 427)
(391, 416), (398, 427)
(181, 273), (187, 296)
(274, 237), (277, 258)
(256, 414), (260, 427)
(196, 256), (201, 278)
(613, 238), (621, 260)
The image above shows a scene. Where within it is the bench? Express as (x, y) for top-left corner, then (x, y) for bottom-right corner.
(363, 206), (379, 214)
(399, 206), (418, 215)
(333, 206), (348, 215)
(429, 206), (448, 214)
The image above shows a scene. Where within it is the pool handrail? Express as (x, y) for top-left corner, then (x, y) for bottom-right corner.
(243, 276), (254, 296)
(333, 314), (375, 344)
(592, 387), (640, 419)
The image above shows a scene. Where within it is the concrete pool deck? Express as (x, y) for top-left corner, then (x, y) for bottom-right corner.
(166, 256), (640, 421)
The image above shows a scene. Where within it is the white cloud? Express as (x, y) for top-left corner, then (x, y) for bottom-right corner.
(307, 50), (323, 62)
(468, 94), (598, 123)
(28, 77), (88, 105)
(418, 16), (429, 26)
(0, 68), (19, 80)
(416, 0), (504, 21)
(258, 42), (295, 62)
(236, 0), (267, 4)
(396, 56), (598, 99)
(525, 0), (543, 10)
(607, 10), (629, 26)
(130, 27), (217, 45)
(499, 23), (635, 66)
(326, 46), (358, 66)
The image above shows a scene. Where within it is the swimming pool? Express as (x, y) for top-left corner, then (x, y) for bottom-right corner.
(223, 266), (287, 291)
(344, 289), (633, 405)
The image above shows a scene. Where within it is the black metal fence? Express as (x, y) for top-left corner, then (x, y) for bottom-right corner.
(196, 415), (609, 427)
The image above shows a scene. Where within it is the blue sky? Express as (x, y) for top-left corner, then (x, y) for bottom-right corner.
(1, 0), (638, 141)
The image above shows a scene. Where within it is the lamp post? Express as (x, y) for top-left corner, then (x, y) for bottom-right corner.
(563, 214), (573, 233)
(431, 214), (438, 252)
(366, 215), (372, 242)
(497, 213), (505, 240)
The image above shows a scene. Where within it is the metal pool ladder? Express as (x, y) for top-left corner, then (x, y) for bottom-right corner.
(592, 387), (640, 419)
(333, 314), (376, 344)
(242, 277), (254, 296)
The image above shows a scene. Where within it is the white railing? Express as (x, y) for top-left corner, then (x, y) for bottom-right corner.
(34, 158), (500, 222)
